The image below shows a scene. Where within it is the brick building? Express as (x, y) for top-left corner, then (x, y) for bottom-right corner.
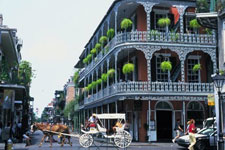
(74, 0), (216, 142)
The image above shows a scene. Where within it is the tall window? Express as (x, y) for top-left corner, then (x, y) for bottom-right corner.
(155, 54), (170, 82)
(187, 56), (201, 83)
(185, 15), (195, 34)
(154, 13), (167, 32)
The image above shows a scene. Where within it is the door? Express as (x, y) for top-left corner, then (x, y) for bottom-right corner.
(133, 112), (139, 141)
(157, 110), (172, 141)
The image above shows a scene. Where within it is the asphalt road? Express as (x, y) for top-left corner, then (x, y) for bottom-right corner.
(9, 131), (187, 150)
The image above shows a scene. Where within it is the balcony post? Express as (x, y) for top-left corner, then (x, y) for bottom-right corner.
(115, 101), (118, 113)
(101, 65), (103, 96)
(181, 60), (185, 82)
(107, 59), (110, 95)
(114, 3), (119, 35)
(92, 73), (94, 96)
(173, 5), (188, 34)
(96, 70), (98, 93)
(115, 52), (118, 83)
(147, 59), (151, 82)
(138, 2), (156, 31)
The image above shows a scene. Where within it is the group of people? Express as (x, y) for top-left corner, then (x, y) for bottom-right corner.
(172, 119), (196, 150)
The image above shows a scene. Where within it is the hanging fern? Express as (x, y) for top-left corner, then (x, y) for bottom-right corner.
(87, 83), (93, 91)
(107, 28), (115, 40)
(95, 43), (101, 52)
(83, 58), (88, 64)
(99, 36), (108, 46)
(84, 87), (89, 92)
(90, 48), (97, 55)
(157, 18), (171, 27)
(160, 61), (172, 72)
(97, 79), (102, 85)
(192, 64), (201, 72)
(189, 19), (201, 29)
(107, 69), (115, 78)
(73, 70), (79, 84)
(120, 18), (133, 30)
(87, 54), (92, 62)
(101, 73), (108, 82)
(92, 81), (97, 88)
(122, 63), (134, 74)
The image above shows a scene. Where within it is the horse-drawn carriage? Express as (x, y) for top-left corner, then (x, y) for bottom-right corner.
(79, 113), (132, 148)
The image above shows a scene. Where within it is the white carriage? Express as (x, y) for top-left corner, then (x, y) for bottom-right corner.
(79, 113), (132, 148)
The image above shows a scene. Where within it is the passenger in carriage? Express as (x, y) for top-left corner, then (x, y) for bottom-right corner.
(85, 114), (99, 130)
(112, 121), (124, 133)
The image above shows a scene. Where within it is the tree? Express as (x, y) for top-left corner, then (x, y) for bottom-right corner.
(63, 100), (75, 119)
(17, 60), (34, 86)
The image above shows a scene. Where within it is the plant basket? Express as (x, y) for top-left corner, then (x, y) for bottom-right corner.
(157, 18), (171, 28)
(101, 73), (108, 82)
(107, 28), (115, 40)
(107, 69), (115, 78)
(189, 19), (201, 29)
(192, 64), (201, 72)
(122, 63), (134, 74)
(120, 18), (133, 31)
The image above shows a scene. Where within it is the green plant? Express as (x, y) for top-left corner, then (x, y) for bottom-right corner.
(91, 48), (97, 55)
(95, 43), (101, 52)
(92, 81), (97, 88)
(205, 28), (212, 35)
(18, 60), (34, 86)
(105, 46), (109, 54)
(196, 0), (209, 13)
(120, 18), (133, 31)
(157, 18), (171, 28)
(84, 87), (89, 92)
(87, 54), (92, 62)
(192, 64), (201, 72)
(99, 36), (108, 46)
(83, 58), (88, 64)
(73, 70), (79, 84)
(0, 59), (10, 83)
(107, 69), (115, 78)
(170, 30), (179, 41)
(189, 19), (201, 29)
(87, 83), (93, 91)
(97, 79), (102, 85)
(107, 28), (115, 40)
(122, 63), (134, 74)
(160, 61), (172, 72)
(101, 73), (108, 82)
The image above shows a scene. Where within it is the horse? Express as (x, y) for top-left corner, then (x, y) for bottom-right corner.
(31, 123), (72, 147)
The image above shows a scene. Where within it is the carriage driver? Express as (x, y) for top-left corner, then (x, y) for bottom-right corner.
(86, 114), (98, 129)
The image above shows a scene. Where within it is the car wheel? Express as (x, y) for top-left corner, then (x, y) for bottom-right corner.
(195, 141), (206, 150)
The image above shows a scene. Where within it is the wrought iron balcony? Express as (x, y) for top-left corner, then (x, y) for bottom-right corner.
(83, 81), (214, 105)
(79, 31), (216, 81)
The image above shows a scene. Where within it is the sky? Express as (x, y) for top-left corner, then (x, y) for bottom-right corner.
(0, 0), (114, 117)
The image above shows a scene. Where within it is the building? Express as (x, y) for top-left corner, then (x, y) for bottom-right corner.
(74, 0), (217, 142)
(64, 77), (75, 105)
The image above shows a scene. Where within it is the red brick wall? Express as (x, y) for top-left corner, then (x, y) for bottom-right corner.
(66, 86), (75, 104)
(137, 5), (147, 31)
(139, 101), (148, 142)
(137, 51), (148, 81)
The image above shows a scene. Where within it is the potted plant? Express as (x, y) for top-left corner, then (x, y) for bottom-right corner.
(120, 18), (133, 32)
(150, 30), (160, 40)
(157, 17), (171, 28)
(87, 54), (92, 62)
(99, 36), (108, 47)
(192, 64), (201, 72)
(92, 81), (97, 89)
(73, 70), (79, 84)
(87, 83), (93, 91)
(83, 58), (88, 64)
(122, 63), (134, 74)
(90, 48), (97, 55)
(107, 28), (115, 40)
(107, 69), (115, 78)
(160, 61), (172, 72)
(95, 43), (101, 53)
(97, 79), (102, 85)
(170, 30), (179, 42)
(189, 19), (201, 29)
(101, 73), (108, 82)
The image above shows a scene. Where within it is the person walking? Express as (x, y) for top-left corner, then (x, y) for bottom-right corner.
(172, 119), (183, 143)
(188, 119), (196, 150)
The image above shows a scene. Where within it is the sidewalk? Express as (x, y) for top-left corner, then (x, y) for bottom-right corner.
(0, 143), (27, 150)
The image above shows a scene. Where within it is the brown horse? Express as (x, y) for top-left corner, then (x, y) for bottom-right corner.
(31, 123), (72, 147)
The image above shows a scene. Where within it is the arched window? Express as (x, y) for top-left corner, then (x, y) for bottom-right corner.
(187, 101), (204, 128)
(156, 101), (172, 110)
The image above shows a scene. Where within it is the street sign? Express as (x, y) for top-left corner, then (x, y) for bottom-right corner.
(208, 94), (215, 106)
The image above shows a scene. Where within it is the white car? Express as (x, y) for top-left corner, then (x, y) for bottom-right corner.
(176, 128), (217, 150)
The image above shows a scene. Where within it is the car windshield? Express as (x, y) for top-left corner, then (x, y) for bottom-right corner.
(198, 128), (215, 136)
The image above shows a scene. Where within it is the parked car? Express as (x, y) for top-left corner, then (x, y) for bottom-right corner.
(203, 117), (216, 128)
(176, 128), (217, 150)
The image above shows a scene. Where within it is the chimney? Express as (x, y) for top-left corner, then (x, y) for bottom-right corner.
(0, 14), (3, 26)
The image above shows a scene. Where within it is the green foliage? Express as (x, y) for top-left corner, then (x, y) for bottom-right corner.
(99, 36), (108, 46)
(160, 61), (172, 72)
(219, 70), (225, 75)
(84, 87), (89, 92)
(150, 30), (159, 37)
(192, 64), (201, 72)
(63, 100), (75, 118)
(189, 19), (201, 29)
(87, 54), (92, 62)
(73, 70), (79, 84)
(205, 28), (212, 35)
(107, 28), (115, 40)
(0, 59), (10, 83)
(97, 79), (102, 85)
(122, 63), (134, 74)
(104, 46), (109, 54)
(170, 30), (179, 41)
(95, 43), (101, 52)
(18, 60), (34, 86)
(101, 73), (108, 82)
(196, 0), (209, 13)
(87, 83), (93, 91)
(91, 48), (97, 55)
(120, 18), (133, 30)
(92, 81), (97, 88)
(83, 58), (88, 64)
(107, 69), (115, 78)
(157, 18), (171, 27)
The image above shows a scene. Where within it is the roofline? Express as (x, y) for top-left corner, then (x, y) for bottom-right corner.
(0, 84), (26, 89)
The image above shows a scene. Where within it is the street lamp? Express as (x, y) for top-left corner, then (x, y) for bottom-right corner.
(212, 73), (225, 150)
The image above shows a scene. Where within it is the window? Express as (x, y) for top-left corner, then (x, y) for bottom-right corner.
(155, 54), (170, 82)
(187, 56), (201, 83)
(154, 13), (167, 32)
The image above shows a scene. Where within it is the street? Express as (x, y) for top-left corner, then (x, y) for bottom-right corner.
(0, 131), (189, 150)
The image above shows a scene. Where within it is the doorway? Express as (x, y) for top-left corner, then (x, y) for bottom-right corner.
(157, 110), (172, 141)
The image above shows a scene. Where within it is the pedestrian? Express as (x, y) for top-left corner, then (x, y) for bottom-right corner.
(1, 122), (11, 150)
(23, 131), (31, 147)
(185, 120), (191, 135)
(188, 119), (196, 150)
(172, 119), (183, 143)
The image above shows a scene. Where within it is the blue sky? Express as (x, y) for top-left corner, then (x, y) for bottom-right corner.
(0, 0), (114, 117)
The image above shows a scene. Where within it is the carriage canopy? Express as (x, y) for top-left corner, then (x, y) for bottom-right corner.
(95, 113), (126, 120)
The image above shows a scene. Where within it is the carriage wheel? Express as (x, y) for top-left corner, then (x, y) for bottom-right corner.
(79, 134), (93, 148)
(114, 130), (132, 148)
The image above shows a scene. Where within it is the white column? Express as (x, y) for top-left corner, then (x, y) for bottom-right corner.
(107, 59), (110, 94)
(115, 52), (118, 83)
(183, 101), (186, 132)
(148, 100), (151, 142)
(115, 101), (118, 113)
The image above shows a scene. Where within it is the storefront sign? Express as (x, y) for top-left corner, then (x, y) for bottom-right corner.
(208, 94), (215, 106)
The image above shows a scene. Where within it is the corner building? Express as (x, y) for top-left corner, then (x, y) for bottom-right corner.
(75, 0), (216, 142)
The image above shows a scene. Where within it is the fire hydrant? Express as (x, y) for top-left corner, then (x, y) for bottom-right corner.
(7, 138), (13, 150)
